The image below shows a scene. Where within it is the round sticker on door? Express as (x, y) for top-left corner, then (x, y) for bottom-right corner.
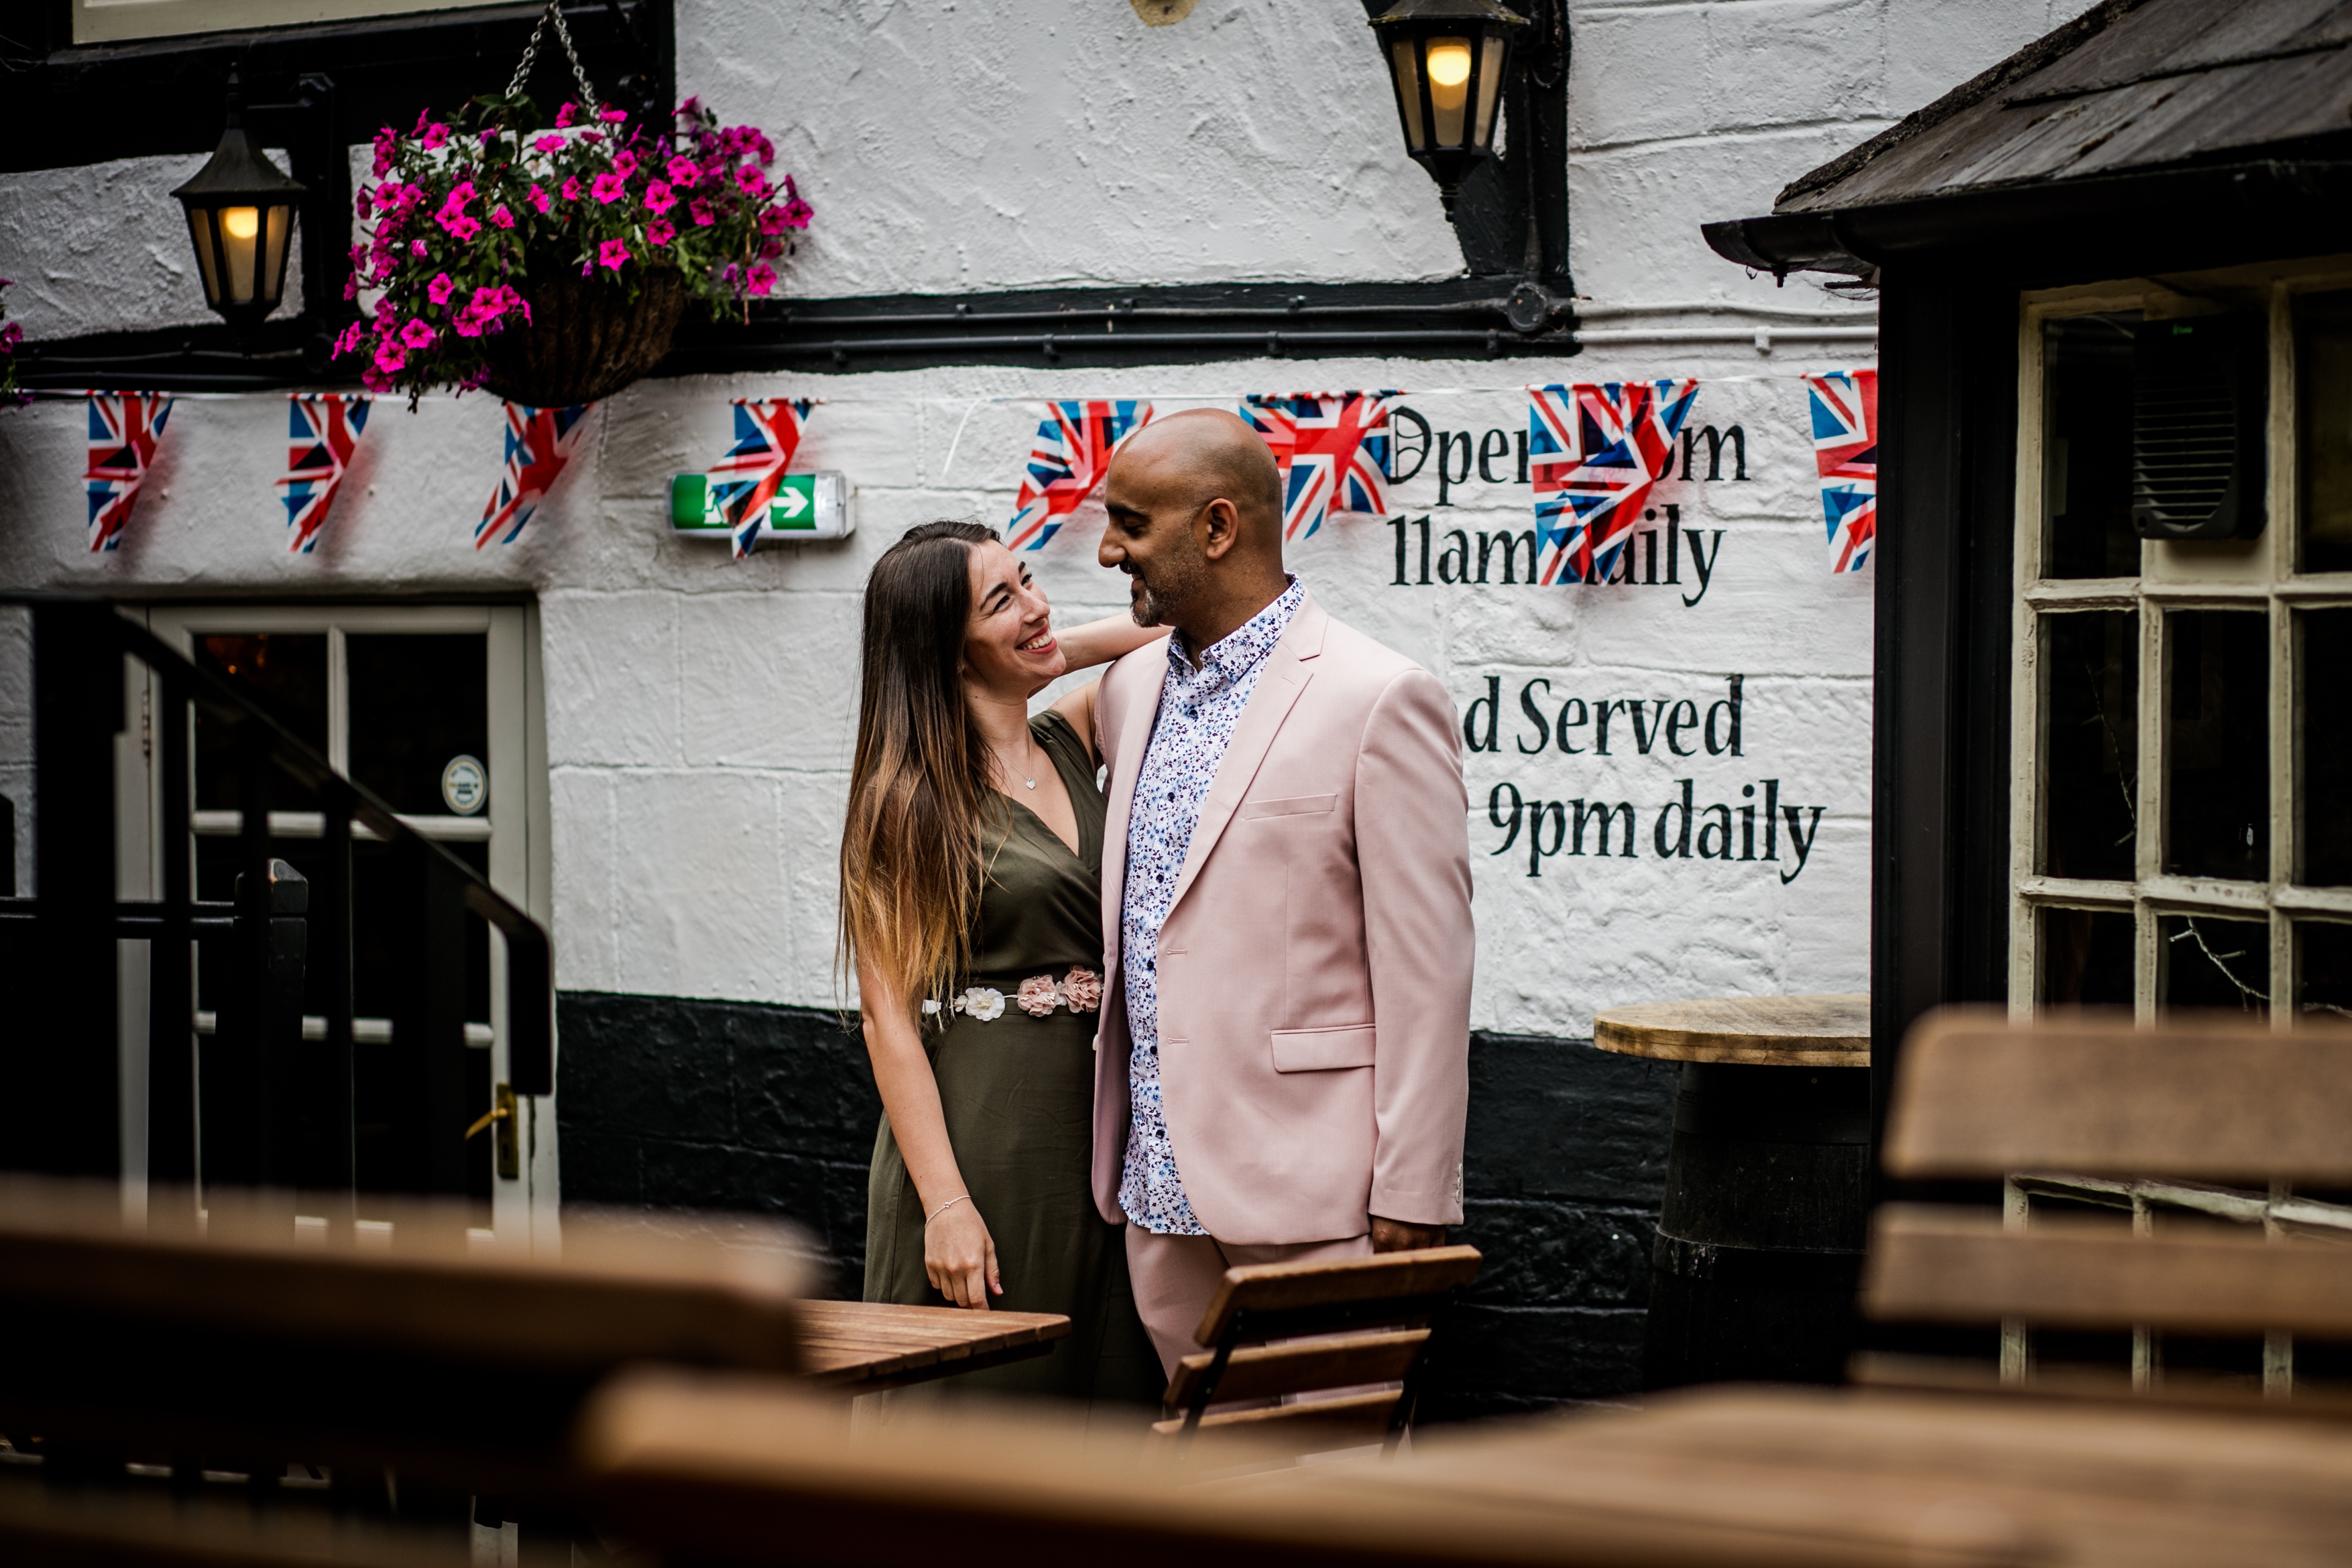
(441, 755), (487, 815)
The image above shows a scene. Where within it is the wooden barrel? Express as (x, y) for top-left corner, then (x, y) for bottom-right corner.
(1592, 996), (1871, 1388)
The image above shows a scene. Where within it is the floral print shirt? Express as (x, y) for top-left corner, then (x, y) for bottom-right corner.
(1118, 576), (1305, 1235)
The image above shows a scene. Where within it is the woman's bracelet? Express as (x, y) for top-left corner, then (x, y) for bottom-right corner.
(925, 1193), (972, 1224)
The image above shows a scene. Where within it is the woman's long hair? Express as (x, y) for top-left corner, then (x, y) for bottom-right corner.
(839, 520), (1000, 1022)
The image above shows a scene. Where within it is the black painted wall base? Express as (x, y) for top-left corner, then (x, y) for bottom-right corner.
(555, 990), (1675, 1419)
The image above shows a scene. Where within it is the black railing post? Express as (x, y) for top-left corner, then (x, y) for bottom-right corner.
(308, 782), (357, 1229)
(421, 851), (471, 1199)
(148, 676), (197, 1192)
(9, 601), (123, 1179)
(255, 859), (308, 1192)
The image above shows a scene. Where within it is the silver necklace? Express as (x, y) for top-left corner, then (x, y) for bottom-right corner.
(1000, 737), (1037, 790)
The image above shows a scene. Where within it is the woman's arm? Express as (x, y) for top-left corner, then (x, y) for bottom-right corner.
(1055, 612), (1161, 673)
(858, 957), (1000, 1309)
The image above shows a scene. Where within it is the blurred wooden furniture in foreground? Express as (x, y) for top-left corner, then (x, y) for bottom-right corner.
(1595, 993), (1871, 1388)
(798, 1299), (1069, 1392)
(1860, 1008), (2352, 1406)
(1157, 1246), (1480, 1445)
(0, 1473), (471, 1568)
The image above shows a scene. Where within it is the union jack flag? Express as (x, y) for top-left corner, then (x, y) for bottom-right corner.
(477, 402), (591, 548)
(85, 391), (176, 553)
(707, 398), (814, 560)
(1240, 391), (1401, 541)
(1005, 400), (1153, 552)
(1806, 370), (1877, 573)
(1527, 380), (1698, 585)
(276, 394), (371, 554)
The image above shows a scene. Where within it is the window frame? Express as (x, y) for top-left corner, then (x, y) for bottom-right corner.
(2008, 258), (2352, 1026)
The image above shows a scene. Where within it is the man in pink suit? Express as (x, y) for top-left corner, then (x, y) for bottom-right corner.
(1089, 409), (1475, 1374)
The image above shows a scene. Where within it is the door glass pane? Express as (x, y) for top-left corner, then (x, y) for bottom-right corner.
(347, 634), (488, 817)
(2158, 912), (2268, 1014)
(2295, 290), (2352, 575)
(2300, 920), (2352, 1022)
(2042, 611), (2137, 880)
(2039, 907), (2134, 1006)
(2163, 609), (2268, 881)
(2300, 608), (2352, 886)
(2044, 312), (2142, 579)
(194, 634), (327, 811)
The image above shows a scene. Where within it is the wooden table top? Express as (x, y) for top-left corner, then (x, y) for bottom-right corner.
(795, 1299), (1070, 1392)
(582, 1374), (2352, 1568)
(1594, 993), (1870, 1066)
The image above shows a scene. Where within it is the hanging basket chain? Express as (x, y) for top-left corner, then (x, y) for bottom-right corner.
(506, 0), (602, 109)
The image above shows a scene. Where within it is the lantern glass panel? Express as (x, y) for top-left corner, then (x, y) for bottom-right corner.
(223, 205), (260, 302)
(261, 202), (294, 305)
(1389, 40), (1426, 149)
(184, 206), (223, 307)
(1428, 36), (1472, 146)
(1474, 32), (1507, 148)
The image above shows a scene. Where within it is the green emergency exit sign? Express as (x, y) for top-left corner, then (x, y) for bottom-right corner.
(668, 471), (851, 542)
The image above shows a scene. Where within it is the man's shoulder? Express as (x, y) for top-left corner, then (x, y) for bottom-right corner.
(1309, 609), (1437, 699)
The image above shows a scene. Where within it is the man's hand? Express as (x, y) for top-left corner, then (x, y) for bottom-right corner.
(1369, 1215), (1448, 1253)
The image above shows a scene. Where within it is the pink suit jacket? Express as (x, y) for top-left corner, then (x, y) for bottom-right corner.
(1091, 592), (1474, 1245)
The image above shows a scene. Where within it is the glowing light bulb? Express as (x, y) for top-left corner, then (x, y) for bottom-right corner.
(222, 206), (260, 241)
(1425, 36), (1472, 143)
(1426, 40), (1472, 88)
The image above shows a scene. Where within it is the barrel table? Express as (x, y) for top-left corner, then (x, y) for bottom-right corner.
(1593, 994), (1870, 1389)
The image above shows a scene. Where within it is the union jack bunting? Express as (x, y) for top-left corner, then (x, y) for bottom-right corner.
(706, 398), (814, 560)
(85, 392), (176, 553)
(1806, 369), (1878, 573)
(1526, 380), (1699, 585)
(276, 394), (371, 554)
(1005, 400), (1153, 552)
(1240, 391), (1401, 541)
(477, 402), (592, 548)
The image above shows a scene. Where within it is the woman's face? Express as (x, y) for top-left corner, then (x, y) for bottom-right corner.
(961, 539), (1067, 698)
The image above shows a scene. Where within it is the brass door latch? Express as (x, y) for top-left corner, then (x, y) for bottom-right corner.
(465, 1083), (521, 1180)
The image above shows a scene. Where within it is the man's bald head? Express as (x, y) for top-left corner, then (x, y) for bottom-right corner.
(1116, 409), (1283, 552)
(1100, 408), (1295, 648)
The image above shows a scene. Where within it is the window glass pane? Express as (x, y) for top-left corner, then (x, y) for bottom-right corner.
(194, 634), (327, 812)
(2039, 907), (2134, 1006)
(2163, 609), (2268, 881)
(2295, 289), (2352, 575)
(2044, 312), (2142, 579)
(347, 634), (488, 817)
(2041, 610), (2137, 880)
(2299, 608), (2352, 886)
(2299, 920), (2352, 1023)
(2158, 912), (2268, 1015)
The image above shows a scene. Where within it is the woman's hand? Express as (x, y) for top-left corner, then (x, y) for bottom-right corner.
(1055, 613), (1164, 674)
(925, 1199), (1001, 1309)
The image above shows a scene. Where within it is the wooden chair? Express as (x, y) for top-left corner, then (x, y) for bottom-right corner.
(1156, 1245), (1481, 1447)
(1859, 1007), (2352, 1407)
(0, 1473), (471, 1568)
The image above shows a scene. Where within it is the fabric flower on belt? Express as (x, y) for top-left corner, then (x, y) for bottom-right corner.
(957, 987), (1006, 1022)
(1063, 967), (1102, 1013)
(1016, 975), (1061, 1018)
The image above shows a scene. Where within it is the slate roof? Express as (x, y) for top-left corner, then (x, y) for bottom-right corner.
(1773, 0), (2352, 216)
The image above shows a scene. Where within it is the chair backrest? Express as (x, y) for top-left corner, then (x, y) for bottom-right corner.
(1865, 1008), (2352, 1398)
(1158, 1245), (1481, 1444)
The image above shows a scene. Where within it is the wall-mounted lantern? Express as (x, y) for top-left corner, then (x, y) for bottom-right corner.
(1367, 0), (1527, 219)
(172, 69), (305, 330)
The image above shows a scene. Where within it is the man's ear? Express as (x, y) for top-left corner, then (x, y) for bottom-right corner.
(1197, 497), (1241, 562)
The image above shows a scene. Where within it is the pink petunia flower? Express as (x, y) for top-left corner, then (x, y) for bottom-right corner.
(420, 122), (450, 151)
(579, 130), (605, 145)
(734, 165), (770, 199)
(529, 184), (552, 215)
(1016, 975), (1059, 1018)
(689, 198), (715, 227)
(644, 180), (676, 215)
(598, 238), (631, 269)
(533, 134), (566, 154)
(410, 239), (430, 258)
(599, 107), (629, 123)
(333, 321), (367, 356)
(646, 217), (676, 245)
(591, 171), (627, 204)
(440, 215), (481, 241)
(411, 109), (432, 136)
(371, 127), (399, 178)
(426, 272), (456, 306)
(562, 176), (584, 202)
(398, 318), (437, 349)
(373, 340), (408, 374)
(665, 156), (700, 188)
(491, 204), (514, 228)
(555, 102), (578, 128)
(780, 195), (813, 230)
(479, 128), (501, 148)
(746, 263), (776, 296)
(612, 149), (638, 177)
(354, 187), (374, 220)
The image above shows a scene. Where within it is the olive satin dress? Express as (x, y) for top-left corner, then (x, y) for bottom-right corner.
(864, 711), (1163, 1406)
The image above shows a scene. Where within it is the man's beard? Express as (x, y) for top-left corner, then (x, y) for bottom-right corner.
(1127, 549), (1206, 629)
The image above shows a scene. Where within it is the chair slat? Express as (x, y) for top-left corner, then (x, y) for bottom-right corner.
(1192, 1245), (1482, 1347)
(1162, 1328), (1427, 1409)
(1149, 1389), (1400, 1437)
(1864, 1204), (2352, 1337)
(1884, 1011), (2352, 1183)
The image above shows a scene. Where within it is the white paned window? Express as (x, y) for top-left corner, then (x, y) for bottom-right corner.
(72, 0), (504, 46)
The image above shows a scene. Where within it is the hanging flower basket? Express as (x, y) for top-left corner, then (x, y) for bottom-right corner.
(338, 5), (810, 404)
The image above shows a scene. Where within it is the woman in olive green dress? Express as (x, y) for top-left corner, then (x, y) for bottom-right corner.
(840, 520), (1163, 1406)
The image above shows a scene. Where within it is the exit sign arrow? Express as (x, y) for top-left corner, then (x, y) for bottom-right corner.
(771, 479), (811, 522)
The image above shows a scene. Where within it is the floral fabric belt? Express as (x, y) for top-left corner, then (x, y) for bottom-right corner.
(925, 965), (1102, 1022)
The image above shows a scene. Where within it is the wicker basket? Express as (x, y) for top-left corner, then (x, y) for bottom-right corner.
(480, 257), (689, 408)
